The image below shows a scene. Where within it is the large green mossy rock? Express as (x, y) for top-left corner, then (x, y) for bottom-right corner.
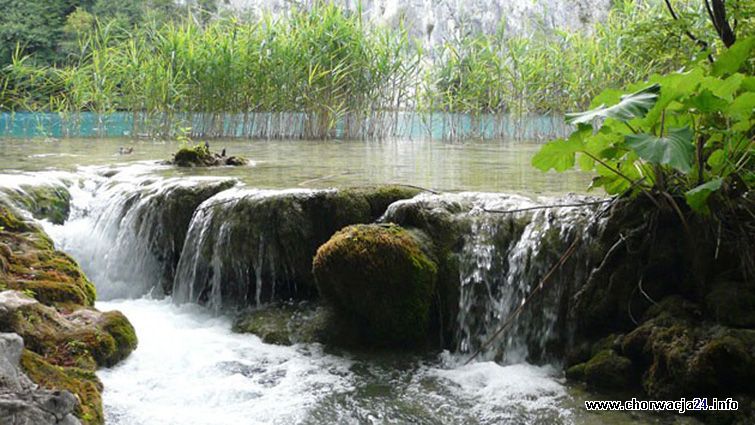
(0, 180), (71, 225)
(313, 224), (437, 347)
(0, 204), (96, 307)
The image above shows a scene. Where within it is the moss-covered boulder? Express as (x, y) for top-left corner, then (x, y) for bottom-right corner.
(579, 349), (636, 390)
(0, 204), (95, 307)
(0, 179), (71, 225)
(313, 224), (437, 347)
(168, 144), (247, 167)
(0, 291), (137, 371)
(0, 201), (137, 425)
(21, 349), (103, 424)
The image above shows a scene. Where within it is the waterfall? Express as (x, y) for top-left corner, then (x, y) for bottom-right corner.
(35, 165), (237, 300)
(4, 165), (607, 364)
(172, 188), (337, 311)
(384, 192), (606, 363)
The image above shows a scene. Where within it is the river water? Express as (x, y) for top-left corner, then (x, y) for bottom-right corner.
(0, 137), (668, 424)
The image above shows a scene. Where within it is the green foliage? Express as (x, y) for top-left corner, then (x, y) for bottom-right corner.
(420, 1), (685, 120)
(565, 84), (661, 126)
(533, 37), (755, 215)
(1, 2), (418, 139)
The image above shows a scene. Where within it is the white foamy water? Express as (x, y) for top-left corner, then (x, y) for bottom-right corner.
(96, 298), (354, 425)
(96, 296), (578, 424)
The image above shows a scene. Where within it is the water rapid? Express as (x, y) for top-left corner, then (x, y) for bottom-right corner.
(1, 163), (651, 424)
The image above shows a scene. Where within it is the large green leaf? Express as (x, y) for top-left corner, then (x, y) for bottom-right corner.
(625, 127), (694, 173)
(713, 37), (755, 77)
(565, 84), (660, 126)
(728, 92), (755, 120)
(685, 178), (723, 214)
(531, 136), (582, 172)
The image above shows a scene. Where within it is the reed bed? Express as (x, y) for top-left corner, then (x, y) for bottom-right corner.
(0, 0), (696, 141)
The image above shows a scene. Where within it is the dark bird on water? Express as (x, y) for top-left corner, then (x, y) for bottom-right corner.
(204, 141), (210, 149)
(221, 148), (226, 157)
(118, 147), (134, 155)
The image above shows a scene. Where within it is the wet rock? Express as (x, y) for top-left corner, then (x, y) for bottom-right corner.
(580, 349), (636, 390)
(0, 333), (81, 425)
(173, 186), (420, 308)
(0, 179), (71, 225)
(168, 145), (248, 167)
(231, 302), (349, 346)
(313, 224), (437, 347)
(385, 192), (603, 357)
(130, 179), (237, 294)
(619, 307), (755, 400)
(0, 203), (96, 307)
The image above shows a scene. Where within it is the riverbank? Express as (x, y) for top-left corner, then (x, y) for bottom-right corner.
(0, 198), (137, 424)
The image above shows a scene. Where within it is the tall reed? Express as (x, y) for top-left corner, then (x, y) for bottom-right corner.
(0, 0), (706, 141)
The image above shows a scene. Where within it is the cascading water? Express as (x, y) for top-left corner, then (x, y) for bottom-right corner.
(172, 188), (323, 310)
(383, 192), (605, 363)
(0, 160), (658, 424)
(41, 165), (236, 299)
(457, 197), (603, 363)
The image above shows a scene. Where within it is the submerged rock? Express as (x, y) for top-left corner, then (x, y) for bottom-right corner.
(231, 302), (349, 346)
(173, 185), (420, 309)
(168, 144), (247, 167)
(0, 332), (81, 425)
(313, 224), (437, 347)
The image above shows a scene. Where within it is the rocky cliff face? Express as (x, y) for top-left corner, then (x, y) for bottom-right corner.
(225, 0), (611, 50)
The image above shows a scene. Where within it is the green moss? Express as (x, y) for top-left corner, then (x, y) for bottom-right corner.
(1, 185), (71, 225)
(0, 204), (96, 307)
(0, 204), (31, 232)
(565, 363), (586, 381)
(313, 223), (437, 347)
(581, 349), (636, 390)
(97, 310), (138, 366)
(21, 349), (104, 425)
(342, 185), (421, 219)
(233, 306), (294, 346)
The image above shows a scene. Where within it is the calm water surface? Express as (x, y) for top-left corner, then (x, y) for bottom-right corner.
(0, 137), (591, 193)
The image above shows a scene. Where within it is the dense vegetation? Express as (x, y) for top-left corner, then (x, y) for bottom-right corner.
(533, 0), (753, 273)
(4, 0), (751, 140)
